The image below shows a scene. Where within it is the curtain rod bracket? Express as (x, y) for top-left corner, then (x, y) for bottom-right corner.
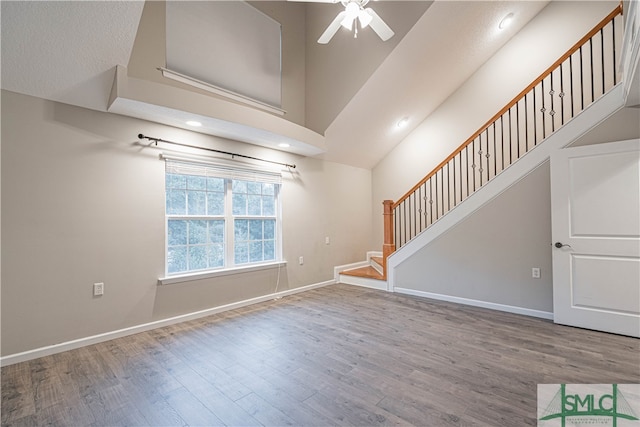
(137, 133), (296, 169)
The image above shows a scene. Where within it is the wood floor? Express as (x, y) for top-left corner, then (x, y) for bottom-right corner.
(2, 284), (639, 426)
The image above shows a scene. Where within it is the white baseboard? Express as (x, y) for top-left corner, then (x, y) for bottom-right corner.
(0, 280), (335, 367)
(338, 274), (388, 291)
(394, 287), (554, 320)
(334, 252), (383, 281)
(366, 251), (382, 261)
(366, 251), (384, 275)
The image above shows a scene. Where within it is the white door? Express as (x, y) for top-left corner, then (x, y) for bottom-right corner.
(551, 139), (640, 337)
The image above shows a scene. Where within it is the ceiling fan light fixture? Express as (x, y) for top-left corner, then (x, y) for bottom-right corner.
(341, 2), (359, 30)
(344, 2), (359, 18)
(341, 16), (354, 30)
(358, 10), (372, 28)
(316, 0), (393, 44)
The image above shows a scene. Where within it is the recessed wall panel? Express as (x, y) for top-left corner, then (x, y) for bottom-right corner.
(166, 1), (282, 107)
(568, 152), (640, 238)
(571, 254), (640, 314)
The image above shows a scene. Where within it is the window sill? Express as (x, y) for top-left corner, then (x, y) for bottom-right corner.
(158, 261), (287, 286)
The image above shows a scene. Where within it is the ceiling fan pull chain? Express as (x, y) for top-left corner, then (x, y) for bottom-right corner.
(317, 0), (394, 44)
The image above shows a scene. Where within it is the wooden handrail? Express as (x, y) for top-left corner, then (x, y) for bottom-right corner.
(393, 5), (622, 210)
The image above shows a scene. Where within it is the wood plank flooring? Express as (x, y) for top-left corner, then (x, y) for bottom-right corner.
(2, 284), (639, 426)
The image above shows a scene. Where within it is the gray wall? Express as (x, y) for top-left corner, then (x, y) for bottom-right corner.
(127, 1), (431, 134)
(128, 1), (309, 127)
(371, 1), (619, 249)
(304, 1), (431, 134)
(377, 0), (639, 314)
(571, 107), (640, 147)
(1, 90), (372, 356)
(395, 162), (554, 312)
(391, 105), (640, 313)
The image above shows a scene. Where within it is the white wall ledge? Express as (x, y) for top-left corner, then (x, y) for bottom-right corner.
(159, 261), (287, 285)
(108, 66), (326, 157)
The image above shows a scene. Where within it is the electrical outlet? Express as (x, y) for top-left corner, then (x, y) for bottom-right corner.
(325, 236), (330, 245)
(299, 256), (304, 265)
(93, 282), (104, 296)
(532, 268), (541, 279)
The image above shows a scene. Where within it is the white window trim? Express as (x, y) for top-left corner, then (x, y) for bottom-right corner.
(225, 179), (233, 266)
(158, 260), (287, 285)
(163, 156), (283, 278)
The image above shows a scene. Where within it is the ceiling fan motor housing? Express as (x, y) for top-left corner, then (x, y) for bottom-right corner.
(318, 0), (394, 44)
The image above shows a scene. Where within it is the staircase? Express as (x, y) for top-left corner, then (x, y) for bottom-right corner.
(338, 5), (628, 290)
(338, 253), (387, 290)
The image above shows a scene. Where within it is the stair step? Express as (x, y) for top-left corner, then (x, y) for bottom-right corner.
(339, 265), (387, 291)
(370, 256), (384, 275)
(340, 266), (384, 280)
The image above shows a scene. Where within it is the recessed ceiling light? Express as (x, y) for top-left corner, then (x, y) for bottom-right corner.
(396, 117), (409, 129)
(499, 13), (514, 30)
(186, 120), (202, 127)
(278, 143), (291, 148)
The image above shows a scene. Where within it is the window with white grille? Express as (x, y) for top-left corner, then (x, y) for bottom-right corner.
(165, 160), (281, 276)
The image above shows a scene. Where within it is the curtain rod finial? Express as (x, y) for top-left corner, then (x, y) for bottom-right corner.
(138, 133), (145, 139)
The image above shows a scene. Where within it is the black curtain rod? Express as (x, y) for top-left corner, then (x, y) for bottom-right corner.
(137, 134), (297, 169)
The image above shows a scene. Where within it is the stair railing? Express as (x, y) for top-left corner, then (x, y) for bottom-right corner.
(383, 6), (623, 272)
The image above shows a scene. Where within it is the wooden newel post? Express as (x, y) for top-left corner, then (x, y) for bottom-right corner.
(382, 200), (396, 279)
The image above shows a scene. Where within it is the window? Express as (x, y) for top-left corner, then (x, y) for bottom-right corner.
(232, 180), (277, 264)
(165, 160), (281, 276)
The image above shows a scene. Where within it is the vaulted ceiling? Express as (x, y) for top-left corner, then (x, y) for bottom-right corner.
(1, 0), (549, 169)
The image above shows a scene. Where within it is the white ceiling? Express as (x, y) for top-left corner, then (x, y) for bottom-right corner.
(321, 1), (548, 168)
(1, 0), (548, 170)
(0, 1), (145, 111)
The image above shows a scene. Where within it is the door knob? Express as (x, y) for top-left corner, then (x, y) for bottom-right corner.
(554, 242), (571, 248)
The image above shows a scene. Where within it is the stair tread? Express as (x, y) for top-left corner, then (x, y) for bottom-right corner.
(371, 256), (383, 266)
(340, 266), (384, 280)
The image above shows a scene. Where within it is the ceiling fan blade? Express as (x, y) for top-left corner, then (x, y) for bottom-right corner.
(318, 11), (347, 44)
(365, 8), (394, 41)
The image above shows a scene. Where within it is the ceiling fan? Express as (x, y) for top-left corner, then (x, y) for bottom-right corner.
(290, 0), (394, 44)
